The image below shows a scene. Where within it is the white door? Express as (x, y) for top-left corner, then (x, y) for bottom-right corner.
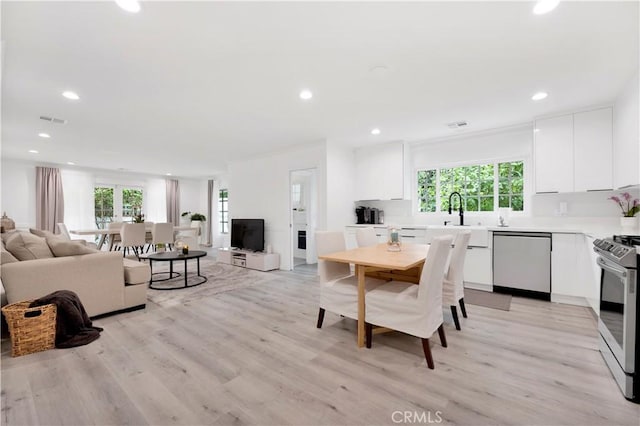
(290, 168), (318, 270)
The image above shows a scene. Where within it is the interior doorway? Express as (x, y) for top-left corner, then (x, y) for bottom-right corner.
(289, 168), (318, 272)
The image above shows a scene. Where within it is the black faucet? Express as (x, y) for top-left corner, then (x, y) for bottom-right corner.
(448, 191), (464, 226)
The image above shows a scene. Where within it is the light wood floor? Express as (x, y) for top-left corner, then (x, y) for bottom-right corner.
(2, 267), (639, 426)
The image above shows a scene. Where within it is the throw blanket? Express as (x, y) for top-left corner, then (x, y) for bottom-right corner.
(30, 290), (103, 348)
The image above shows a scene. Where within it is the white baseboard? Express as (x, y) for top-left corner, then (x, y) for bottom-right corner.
(551, 294), (590, 307)
(464, 282), (493, 292)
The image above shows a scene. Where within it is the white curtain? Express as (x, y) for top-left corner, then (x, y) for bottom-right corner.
(60, 169), (94, 241)
(206, 179), (214, 247)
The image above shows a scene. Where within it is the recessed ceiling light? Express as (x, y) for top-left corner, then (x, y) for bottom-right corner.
(531, 92), (548, 101)
(533, 0), (560, 15)
(115, 0), (141, 13)
(38, 133), (51, 138)
(299, 89), (313, 100)
(534, 128), (540, 133)
(371, 128), (381, 135)
(166, 173), (172, 176)
(62, 91), (80, 100)
(28, 150), (39, 154)
(67, 161), (76, 165)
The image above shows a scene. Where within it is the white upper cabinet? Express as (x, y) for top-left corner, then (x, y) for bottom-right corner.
(573, 108), (613, 192)
(355, 141), (406, 200)
(534, 106), (613, 194)
(534, 114), (574, 193)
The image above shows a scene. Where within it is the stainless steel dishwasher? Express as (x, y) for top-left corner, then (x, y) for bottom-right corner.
(493, 231), (552, 300)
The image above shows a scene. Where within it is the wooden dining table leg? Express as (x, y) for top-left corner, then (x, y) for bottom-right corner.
(357, 264), (366, 348)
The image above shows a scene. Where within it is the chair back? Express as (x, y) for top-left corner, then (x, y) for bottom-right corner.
(107, 222), (123, 231)
(120, 223), (146, 246)
(417, 235), (454, 313)
(315, 231), (351, 283)
(355, 227), (378, 248)
(152, 223), (175, 245)
(447, 231), (471, 296)
(144, 221), (155, 231)
(56, 223), (71, 240)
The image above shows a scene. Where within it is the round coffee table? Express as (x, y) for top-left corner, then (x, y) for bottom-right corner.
(146, 250), (208, 290)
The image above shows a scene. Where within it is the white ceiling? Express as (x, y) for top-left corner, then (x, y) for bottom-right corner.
(2, 1), (638, 178)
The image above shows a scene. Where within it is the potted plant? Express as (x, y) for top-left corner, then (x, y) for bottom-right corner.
(156, 242), (166, 253)
(609, 192), (639, 230)
(190, 213), (206, 222)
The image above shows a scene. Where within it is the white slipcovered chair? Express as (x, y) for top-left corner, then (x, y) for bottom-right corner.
(365, 235), (453, 369)
(443, 231), (471, 330)
(151, 222), (175, 251)
(175, 221), (200, 249)
(120, 223), (146, 259)
(315, 231), (385, 328)
(355, 227), (378, 248)
(56, 223), (98, 249)
(107, 222), (124, 251)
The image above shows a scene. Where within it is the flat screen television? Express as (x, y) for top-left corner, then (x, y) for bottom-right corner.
(231, 219), (265, 252)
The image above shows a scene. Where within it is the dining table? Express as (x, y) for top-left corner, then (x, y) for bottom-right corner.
(318, 242), (430, 348)
(70, 224), (200, 251)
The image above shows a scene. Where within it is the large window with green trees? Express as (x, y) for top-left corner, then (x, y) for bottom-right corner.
(417, 160), (524, 213)
(94, 187), (114, 228)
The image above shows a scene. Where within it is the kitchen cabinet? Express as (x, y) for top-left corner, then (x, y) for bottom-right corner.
(534, 107), (613, 193)
(463, 247), (492, 287)
(534, 114), (574, 193)
(355, 141), (407, 200)
(574, 108), (613, 192)
(344, 226), (358, 250)
(550, 233), (582, 302)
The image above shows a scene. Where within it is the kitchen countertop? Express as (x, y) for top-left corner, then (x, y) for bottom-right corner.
(345, 223), (633, 238)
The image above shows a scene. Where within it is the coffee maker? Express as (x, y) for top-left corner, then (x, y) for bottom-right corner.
(355, 206), (369, 224)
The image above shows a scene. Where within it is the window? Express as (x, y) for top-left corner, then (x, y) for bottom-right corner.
(291, 183), (302, 207)
(417, 170), (436, 213)
(94, 187), (114, 229)
(498, 161), (524, 211)
(417, 160), (524, 213)
(219, 189), (228, 233)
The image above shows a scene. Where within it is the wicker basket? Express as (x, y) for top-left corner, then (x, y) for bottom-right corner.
(2, 301), (56, 357)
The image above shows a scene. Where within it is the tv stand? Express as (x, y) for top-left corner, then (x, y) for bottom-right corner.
(217, 248), (280, 271)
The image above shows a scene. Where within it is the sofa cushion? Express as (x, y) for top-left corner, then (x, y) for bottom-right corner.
(1, 239), (19, 266)
(4, 231), (54, 261)
(46, 238), (98, 257)
(123, 258), (151, 285)
(29, 228), (57, 239)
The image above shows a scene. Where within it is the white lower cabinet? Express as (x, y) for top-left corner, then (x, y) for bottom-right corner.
(550, 233), (597, 307)
(463, 247), (492, 287)
(217, 248), (280, 271)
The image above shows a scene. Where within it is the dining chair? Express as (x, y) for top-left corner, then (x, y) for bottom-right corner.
(143, 221), (154, 252)
(443, 231), (471, 330)
(107, 222), (124, 251)
(315, 231), (385, 328)
(365, 235), (453, 369)
(56, 223), (98, 249)
(355, 227), (378, 247)
(120, 223), (146, 259)
(175, 221), (200, 248)
(151, 222), (175, 251)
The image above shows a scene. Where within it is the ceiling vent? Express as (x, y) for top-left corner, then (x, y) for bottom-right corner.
(447, 120), (468, 129)
(40, 116), (67, 124)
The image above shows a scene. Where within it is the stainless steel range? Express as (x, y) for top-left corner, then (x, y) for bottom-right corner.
(593, 235), (639, 402)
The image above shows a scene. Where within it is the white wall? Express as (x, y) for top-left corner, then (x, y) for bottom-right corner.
(1, 159), (36, 229)
(228, 142), (326, 270)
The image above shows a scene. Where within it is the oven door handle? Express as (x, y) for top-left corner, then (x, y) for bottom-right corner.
(597, 256), (628, 280)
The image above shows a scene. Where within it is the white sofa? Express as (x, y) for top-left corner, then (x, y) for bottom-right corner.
(1, 248), (150, 318)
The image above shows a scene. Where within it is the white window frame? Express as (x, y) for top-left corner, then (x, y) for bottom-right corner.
(413, 156), (530, 217)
